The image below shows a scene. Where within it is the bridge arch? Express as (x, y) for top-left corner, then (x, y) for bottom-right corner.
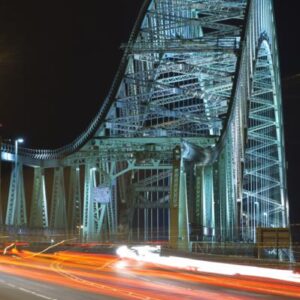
(242, 38), (288, 241)
(0, 0), (289, 252)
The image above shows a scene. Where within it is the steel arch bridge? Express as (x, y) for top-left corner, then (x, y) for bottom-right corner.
(1, 0), (288, 250)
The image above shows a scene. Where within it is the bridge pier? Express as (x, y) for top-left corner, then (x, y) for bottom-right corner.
(50, 167), (67, 232)
(68, 166), (82, 234)
(170, 146), (190, 251)
(30, 167), (48, 229)
(5, 162), (27, 227)
(82, 163), (112, 242)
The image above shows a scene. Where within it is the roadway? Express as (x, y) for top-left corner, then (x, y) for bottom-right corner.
(0, 246), (299, 299)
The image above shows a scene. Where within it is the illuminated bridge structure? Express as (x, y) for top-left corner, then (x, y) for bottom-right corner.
(0, 0), (288, 249)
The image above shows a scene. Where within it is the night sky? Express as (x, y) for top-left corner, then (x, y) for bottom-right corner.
(0, 1), (299, 223)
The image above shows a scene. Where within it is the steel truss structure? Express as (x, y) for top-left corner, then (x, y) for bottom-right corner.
(0, 0), (288, 249)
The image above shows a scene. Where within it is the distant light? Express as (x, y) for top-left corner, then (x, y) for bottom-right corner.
(16, 138), (24, 143)
(263, 212), (267, 216)
(1, 152), (14, 161)
(76, 167), (80, 171)
(91, 167), (97, 171)
(254, 201), (259, 205)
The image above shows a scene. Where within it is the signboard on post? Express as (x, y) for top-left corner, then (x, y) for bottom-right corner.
(92, 186), (111, 204)
(256, 227), (290, 259)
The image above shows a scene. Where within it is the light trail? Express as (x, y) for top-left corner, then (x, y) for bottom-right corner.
(24, 238), (77, 258)
(0, 246), (299, 299)
(3, 243), (15, 255)
(116, 245), (300, 283)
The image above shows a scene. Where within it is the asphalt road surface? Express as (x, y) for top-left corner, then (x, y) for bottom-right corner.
(0, 247), (299, 300)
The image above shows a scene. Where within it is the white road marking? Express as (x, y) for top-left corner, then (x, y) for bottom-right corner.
(18, 287), (57, 300)
(0, 278), (57, 300)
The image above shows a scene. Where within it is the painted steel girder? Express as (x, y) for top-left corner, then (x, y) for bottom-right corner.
(0, 0), (245, 162)
(236, 1), (288, 239)
(82, 163), (113, 241)
(105, 0), (245, 141)
(30, 167), (48, 228)
(50, 167), (67, 230)
(5, 163), (27, 226)
(68, 166), (82, 232)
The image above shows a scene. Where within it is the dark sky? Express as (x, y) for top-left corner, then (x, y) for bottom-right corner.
(0, 1), (299, 223)
(0, 0), (142, 148)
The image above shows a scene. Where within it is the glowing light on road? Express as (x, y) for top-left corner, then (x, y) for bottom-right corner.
(116, 245), (300, 284)
(3, 242), (15, 255)
(116, 245), (160, 259)
(0, 246), (299, 299)
(24, 238), (76, 258)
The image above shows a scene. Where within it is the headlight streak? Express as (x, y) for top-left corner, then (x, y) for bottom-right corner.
(3, 243), (15, 255)
(0, 249), (166, 299)
(24, 238), (77, 258)
(0, 246), (300, 299)
(116, 245), (300, 284)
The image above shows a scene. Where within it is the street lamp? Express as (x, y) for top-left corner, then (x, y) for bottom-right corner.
(15, 138), (24, 150)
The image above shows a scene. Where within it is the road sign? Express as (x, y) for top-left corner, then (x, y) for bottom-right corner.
(92, 186), (111, 204)
(256, 227), (290, 259)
